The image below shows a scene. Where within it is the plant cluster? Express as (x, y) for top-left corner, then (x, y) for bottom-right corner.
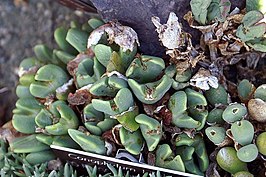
(0, 0), (265, 176)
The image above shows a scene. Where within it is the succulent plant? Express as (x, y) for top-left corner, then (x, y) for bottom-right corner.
(126, 55), (165, 83)
(5, 1), (266, 176)
(222, 103), (247, 123)
(12, 98), (44, 134)
(237, 79), (256, 103)
(206, 108), (224, 125)
(135, 114), (162, 151)
(205, 126), (226, 145)
(175, 134), (209, 175)
(35, 101), (79, 135)
(119, 127), (144, 155)
(155, 144), (185, 172)
(256, 132), (266, 156)
(236, 11), (266, 42)
(233, 171), (254, 177)
(230, 120), (254, 146)
(216, 147), (248, 174)
(190, 0), (212, 25)
(254, 84), (266, 101)
(246, 0), (266, 14)
(68, 129), (106, 155)
(236, 144), (258, 163)
(168, 89), (208, 130)
(10, 135), (50, 154)
(205, 84), (228, 106)
(207, 0), (231, 22)
(83, 104), (117, 135)
(128, 75), (173, 104)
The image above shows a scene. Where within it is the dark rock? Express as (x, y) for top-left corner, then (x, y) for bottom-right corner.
(90, 0), (246, 56)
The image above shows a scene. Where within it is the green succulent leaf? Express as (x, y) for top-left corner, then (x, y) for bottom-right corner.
(66, 28), (89, 52)
(36, 134), (54, 145)
(12, 98), (44, 134)
(25, 150), (55, 165)
(94, 44), (113, 67)
(242, 10), (264, 27)
(119, 127), (144, 155)
(246, 0), (266, 14)
(54, 50), (75, 64)
(222, 103), (247, 123)
(185, 88), (207, 107)
(119, 45), (137, 69)
(126, 55), (165, 83)
(30, 64), (69, 98)
(216, 147), (248, 174)
(44, 101), (79, 135)
(175, 69), (192, 83)
(205, 126), (226, 145)
(175, 134), (209, 174)
(188, 108), (208, 130)
(168, 91), (187, 117)
(247, 39), (266, 52)
(254, 84), (266, 101)
(190, 0), (212, 25)
(135, 114), (162, 151)
(175, 133), (195, 147)
(92, 88), (134, 116)
(68, 129), (106, 155)
(34, 44), (53, 63)
(54, 27), (78, 55)
(89, 76), (128, 97)
(128, 75), (172, 104)
(52, 135), (80, 149)
(236, 23), (266, 42)
(172, 112), (202, 129)
(207, 108), (224, 124)
(88, 18), (104, 29)
(205, 84), (228, 106)
(155, 144), (185, 172)
(115, 106), (140, 132)
(16, 85), (33, 98)
(84, 103), (104, 135)
(237, 79), (256, 102)
(231, 120), (254, 146)
(10, 135), (50, 153)
(106, 51), (125, 73)
(207, 0), (231, 23)
(233, 171), (254, 177)
(76, 58), (96, 88)
(237, 144), (258, 162)
(256, 132), (266, 155)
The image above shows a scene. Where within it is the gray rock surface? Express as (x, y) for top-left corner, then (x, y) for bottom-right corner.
(91, 0), (246, 56)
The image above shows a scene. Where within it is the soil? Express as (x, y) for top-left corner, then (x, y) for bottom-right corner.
(0, 0), (89, 125)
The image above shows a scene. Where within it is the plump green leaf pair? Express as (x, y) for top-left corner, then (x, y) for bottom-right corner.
(94, 44), (137, 74)
(246, 0), (266, 14)
(168, 88), (208, 130)
(175, 134), (209, 175)
(236, 10), (266, 52)
(12, 98), (44, 134)
(83, 104), (118, 136)
(13, 99), (79, 136)
(190, 0), (231, 25)
(35, 101), (79, 135)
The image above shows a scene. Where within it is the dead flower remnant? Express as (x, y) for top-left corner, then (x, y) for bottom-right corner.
(87, 21), (140, 52)
(152, 12), (205, 74)
(190, 68), (219, 90)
